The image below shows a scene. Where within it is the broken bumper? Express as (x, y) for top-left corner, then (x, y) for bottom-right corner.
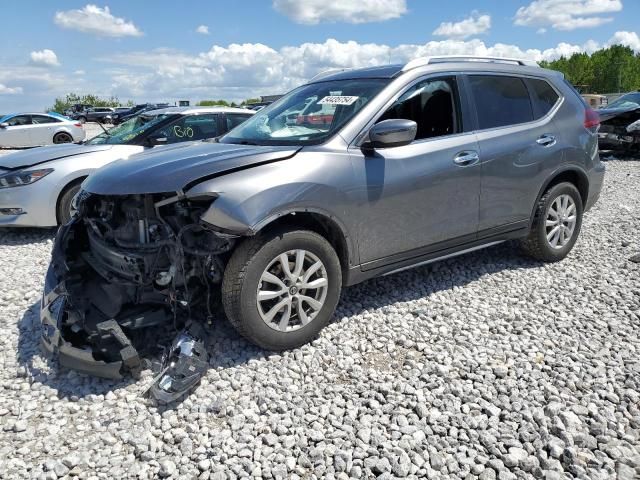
(598, 131), (640, 150)
(40, 265), (128, 379)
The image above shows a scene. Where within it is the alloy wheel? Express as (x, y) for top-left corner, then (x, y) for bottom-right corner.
(256, 249), (329, 332)
(54, 133), (73, 144)
(545, 194), (577, 249)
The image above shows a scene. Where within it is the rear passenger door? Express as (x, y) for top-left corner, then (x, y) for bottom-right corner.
(467, 74), (562, 233)
(30, 114), (60, 145)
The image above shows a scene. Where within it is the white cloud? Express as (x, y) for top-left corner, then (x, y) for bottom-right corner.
(0, 83), (23, 95)
(272, 0), (407, 24)
(196, 25), (209, 35)
(74, 70), (86, 75)
(608, 31), (640, 51)
(54, 4), (142, 37)
(102, 35), (634, 102)
(433, 13), (491, 40)
(515, 0), (622, 31)
(29, 49), (60, 67)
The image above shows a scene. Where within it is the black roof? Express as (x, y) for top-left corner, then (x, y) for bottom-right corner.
(310, 64), (404, 83)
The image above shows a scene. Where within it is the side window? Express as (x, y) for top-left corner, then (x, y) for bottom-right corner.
(5, 115), (31, 126)
(32, 115), (59, 124)
(528, 78), (560, 119)
(469, 75), (533, 129)
(377, 77), (460, 140)
(225, 114), (252, 132)
(156, 114), (219, 143)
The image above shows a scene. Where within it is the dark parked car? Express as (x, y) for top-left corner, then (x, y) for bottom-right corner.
(112, 103), (170, 124)
(63, 103), (94, 117)
(597, 91), (640, 154)
(42, 56), (604, 402)
(72, 107), (115, 124)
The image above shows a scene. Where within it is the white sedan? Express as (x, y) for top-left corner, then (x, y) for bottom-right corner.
(0, 112), (85, 148)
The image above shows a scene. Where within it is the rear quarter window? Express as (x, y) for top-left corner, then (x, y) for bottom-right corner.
(527, 78), (560, 119)
(468, 75), (533, 129)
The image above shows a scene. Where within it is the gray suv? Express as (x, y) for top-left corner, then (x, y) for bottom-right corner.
(42, 56), (604, 400)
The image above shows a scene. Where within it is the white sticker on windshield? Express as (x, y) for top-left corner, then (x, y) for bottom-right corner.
(317, 95), (359, 106)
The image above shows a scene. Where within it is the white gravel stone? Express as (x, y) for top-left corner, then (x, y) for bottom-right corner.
(0, 158), (639, 480)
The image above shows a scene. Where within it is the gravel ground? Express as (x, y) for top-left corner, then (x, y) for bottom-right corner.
(0, 158), (639, 480)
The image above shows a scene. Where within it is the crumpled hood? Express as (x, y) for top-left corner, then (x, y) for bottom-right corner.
(83, 141), (300, 195)
(597, 106), (640, 123)
(0, 143), (113, 170)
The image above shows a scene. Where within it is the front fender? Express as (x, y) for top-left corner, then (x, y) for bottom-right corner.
(185, 152), (357, 253)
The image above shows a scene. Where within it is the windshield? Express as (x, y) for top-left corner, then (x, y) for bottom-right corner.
(220, 78), (389, 146)
(85, 114), (172, 145)
(607, 93), (640, 110)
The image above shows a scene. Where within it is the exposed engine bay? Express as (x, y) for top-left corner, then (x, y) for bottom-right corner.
(598, 106), (640, 154)
(42, 192), (237, 402)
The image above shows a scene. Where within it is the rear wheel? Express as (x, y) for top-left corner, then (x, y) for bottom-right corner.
(520, 182), (583, 262)
(77, 116), (87, 124)
(57, 181), (83, 225)
(222, 228), (342, 350)
(53, 132), (73, 144)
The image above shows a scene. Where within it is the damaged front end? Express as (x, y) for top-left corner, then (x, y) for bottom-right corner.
(41, 191), (235, 401)
(598, 108), (640, 154)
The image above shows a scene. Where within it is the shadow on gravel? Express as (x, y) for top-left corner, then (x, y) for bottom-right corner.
(15, 242), (543, 402)
(0, 227), (56, 246)
(337, 242), (545, 318)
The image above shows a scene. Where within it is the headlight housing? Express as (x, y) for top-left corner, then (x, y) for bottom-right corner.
(0, 168), (53, 188)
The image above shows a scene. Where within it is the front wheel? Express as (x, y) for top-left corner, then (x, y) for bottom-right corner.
(57, 182), (82, 225)
(222, 229), (342, 350)
(520, 182), (583, 262)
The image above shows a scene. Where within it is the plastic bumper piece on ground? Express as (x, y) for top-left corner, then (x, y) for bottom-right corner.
(40, 266), (131, 379)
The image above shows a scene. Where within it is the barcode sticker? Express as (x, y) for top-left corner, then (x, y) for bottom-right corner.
(317, 96), (359, 106)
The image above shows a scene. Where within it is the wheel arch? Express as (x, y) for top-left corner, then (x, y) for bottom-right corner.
(55, 176), (87, 224)
(253, 209), (355, 276)
(530, 166), (589, 226)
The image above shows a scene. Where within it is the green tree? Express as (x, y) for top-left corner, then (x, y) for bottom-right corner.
(48, 93), (126, 113)
(542, 45), (640, 93)
(197, 99), (230, 106)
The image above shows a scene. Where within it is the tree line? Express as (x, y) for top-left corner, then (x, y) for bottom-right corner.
(48, 94), (262, 113)
(540, 45), (640, 94)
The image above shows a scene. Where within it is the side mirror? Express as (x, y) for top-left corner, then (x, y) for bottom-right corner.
(146, 134), (168, 146)
(366, 119), (417, 149)
(0, 123), (8, 129)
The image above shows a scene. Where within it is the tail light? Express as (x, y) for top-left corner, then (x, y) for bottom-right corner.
(74, 123), (83, 128)
(584, 108), (600, 130)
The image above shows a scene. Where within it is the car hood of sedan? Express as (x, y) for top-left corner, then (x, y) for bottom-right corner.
(83, 141), (301, 195)
(0, 143), (114, 170)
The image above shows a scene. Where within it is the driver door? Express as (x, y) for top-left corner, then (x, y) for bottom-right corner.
(349, 76), (480, 268)
(0, 115), (32, 147)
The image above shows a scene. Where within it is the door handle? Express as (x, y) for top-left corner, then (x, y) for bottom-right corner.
(453, 151), (479, 166)
(536, 134), (556, 147)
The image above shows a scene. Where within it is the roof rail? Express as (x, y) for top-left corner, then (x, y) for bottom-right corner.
(402, 55), (539, 71)
(309, 68), (353, 82)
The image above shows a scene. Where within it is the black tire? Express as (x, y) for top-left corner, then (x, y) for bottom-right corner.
(520, 182), (583, 262)
(57, 182), (82, 225)
(77, 116), (87, 124)
(53, 132), (73, 144)
(222, 228), (342, 351)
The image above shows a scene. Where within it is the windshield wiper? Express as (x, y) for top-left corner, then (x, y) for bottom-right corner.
(96, 123), (111, 136)
(236, 140), (260, 146)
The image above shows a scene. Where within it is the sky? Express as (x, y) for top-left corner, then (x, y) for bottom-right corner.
(1, 0), (639, 111)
